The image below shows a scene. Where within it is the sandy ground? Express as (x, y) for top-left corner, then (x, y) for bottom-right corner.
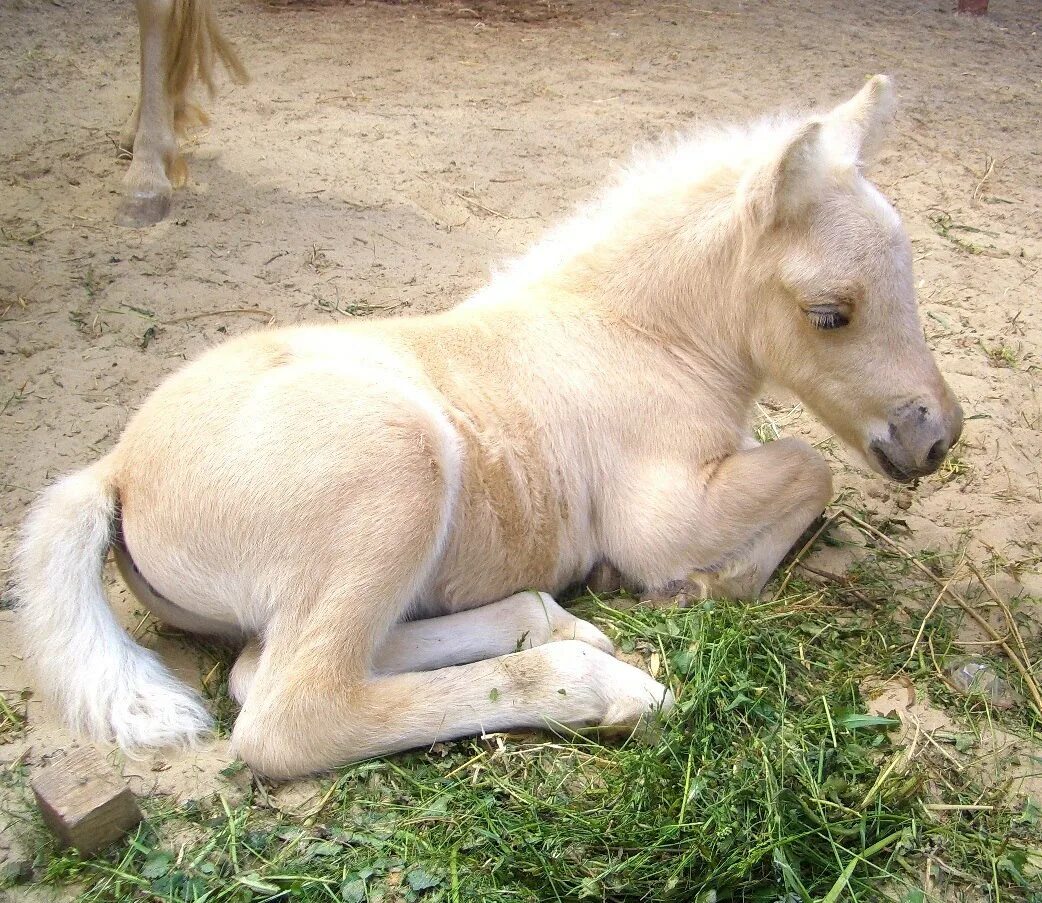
(1, 0), (1040, 865)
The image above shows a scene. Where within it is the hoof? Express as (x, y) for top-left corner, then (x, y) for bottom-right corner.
(117, 191), (170, 227)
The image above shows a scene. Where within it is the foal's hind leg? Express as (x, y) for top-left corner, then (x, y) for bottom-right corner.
(226, 593), (617, 707)
(229, 639), (261, 705)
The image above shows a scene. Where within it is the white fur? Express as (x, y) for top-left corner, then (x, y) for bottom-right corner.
(14, 464), (212, 748)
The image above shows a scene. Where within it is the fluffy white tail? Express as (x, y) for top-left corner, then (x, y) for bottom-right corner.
(14, 464), (212, 749)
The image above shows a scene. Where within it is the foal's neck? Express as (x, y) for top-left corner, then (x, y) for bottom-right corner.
(553, 192), (760, 411)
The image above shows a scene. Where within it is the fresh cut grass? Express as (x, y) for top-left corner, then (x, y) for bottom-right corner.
(2, 515), (1041, 902)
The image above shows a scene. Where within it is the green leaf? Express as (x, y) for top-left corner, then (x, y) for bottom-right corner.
(421, 796), (449, 817)
(1019, 799), (1041, 826)
(578, 876), (601, 898)
(341, 878), (367, 903)
(220, 760), (247, 778)
(406, 868), (441, 892)
(140, 853), (172, 880)
(836, 714), (899, 730)
(672, 650), (697, 676)
(151, 873), (208, 898)
(237, 872), (281, 894)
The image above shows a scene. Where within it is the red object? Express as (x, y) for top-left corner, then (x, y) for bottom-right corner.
(957, 0), (988, 14)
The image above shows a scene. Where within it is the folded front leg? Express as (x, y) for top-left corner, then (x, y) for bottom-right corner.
(608, 437), (833, 602)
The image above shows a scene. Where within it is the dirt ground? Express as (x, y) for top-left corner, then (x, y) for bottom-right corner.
(1, 0), (1040, 862)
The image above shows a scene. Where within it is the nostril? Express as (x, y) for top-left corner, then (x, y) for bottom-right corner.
(927, 438), (947, 465)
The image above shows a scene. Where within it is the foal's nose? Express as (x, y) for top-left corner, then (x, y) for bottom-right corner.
(925, 397), (964, 466)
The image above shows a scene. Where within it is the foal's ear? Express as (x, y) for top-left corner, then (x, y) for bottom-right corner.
(740, 120), (825, 227)
(828, 74), (896, 166)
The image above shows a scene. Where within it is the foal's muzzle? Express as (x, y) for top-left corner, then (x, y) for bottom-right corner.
(870, 398), (964, 482)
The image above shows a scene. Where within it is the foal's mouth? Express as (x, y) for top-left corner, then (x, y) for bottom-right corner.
(869, 441), (923, 484)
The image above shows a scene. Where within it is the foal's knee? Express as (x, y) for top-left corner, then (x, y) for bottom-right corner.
(772, 437), (833, 510)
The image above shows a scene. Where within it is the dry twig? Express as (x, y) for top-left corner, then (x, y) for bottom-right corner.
(839, 508), (1042, 716)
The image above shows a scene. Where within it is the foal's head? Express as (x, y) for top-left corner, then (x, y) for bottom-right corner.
(739, 76), (962, 481)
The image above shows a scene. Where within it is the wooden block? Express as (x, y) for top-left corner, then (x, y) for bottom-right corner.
(31, 748), (142, 854)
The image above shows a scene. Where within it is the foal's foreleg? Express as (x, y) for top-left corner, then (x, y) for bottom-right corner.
(625, 438), (833, 601)
(689, 437), (832, 598)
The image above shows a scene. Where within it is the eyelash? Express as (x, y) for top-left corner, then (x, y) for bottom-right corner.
(808, 307), (850, 330)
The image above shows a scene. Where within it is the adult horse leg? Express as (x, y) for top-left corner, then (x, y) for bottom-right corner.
(118, 0), (246, 226)
(119, 0), (180, 227)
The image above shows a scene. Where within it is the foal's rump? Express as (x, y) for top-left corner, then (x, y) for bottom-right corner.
(14, 327), (462, 749)
(113, 331), (462, 634)
(13, 457), (213, 748)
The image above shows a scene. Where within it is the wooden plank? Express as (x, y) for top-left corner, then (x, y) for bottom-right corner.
(31, 748), (142, 854)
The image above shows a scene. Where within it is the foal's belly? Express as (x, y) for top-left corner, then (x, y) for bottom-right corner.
(420, 449), (598, 617)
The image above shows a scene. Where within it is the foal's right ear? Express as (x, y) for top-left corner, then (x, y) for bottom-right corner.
(828, 74), (897, 166)
(739, 120), (825, 228)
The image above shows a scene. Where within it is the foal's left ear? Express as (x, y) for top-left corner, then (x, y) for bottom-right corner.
(739, 120), (826, 228)
(827, 74), (897, 167)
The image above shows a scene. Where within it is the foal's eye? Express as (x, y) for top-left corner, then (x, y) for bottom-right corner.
(807, 305), (850, 330)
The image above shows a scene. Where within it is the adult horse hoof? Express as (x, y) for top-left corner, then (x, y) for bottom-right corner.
(117, 191), (170, 227)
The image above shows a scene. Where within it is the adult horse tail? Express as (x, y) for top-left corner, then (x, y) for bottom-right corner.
(166, 0), (249, 135)
(13, 459), (211, 749)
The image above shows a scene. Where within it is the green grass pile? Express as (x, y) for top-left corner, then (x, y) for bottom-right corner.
(2, 537), (1040, 902)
